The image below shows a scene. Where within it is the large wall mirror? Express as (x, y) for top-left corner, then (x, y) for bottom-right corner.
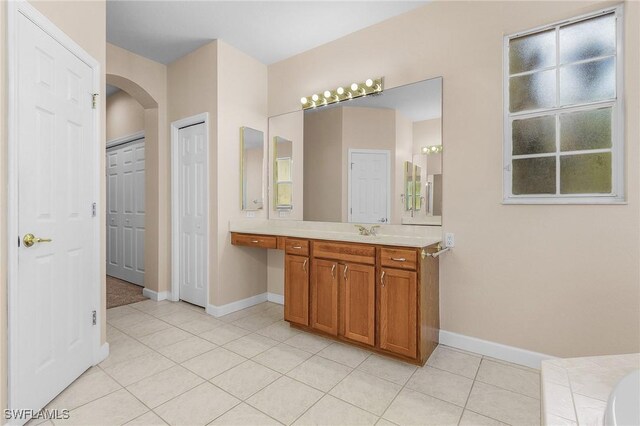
(303, 77), (442, 225)
(240, 127), (265, 211)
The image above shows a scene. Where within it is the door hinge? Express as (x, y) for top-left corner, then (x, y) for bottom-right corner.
(92, 310), (97, 325)
(92, 202), (97, 217)
(91, 93), (99, 109)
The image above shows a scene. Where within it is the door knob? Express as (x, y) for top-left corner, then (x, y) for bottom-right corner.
(23, 233), (52, 248)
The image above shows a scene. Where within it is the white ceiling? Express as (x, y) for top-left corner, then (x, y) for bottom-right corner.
(306, 77), (442, 122)
(106, 1), (428, 65)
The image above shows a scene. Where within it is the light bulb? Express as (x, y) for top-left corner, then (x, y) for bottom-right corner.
(312, 94), (319, 102)
(337, 87), (344, 95)
(300, 97), (307, 104)
(324, 90), (331, 98)
(422, 147), (428, 153)
(350, 83), (358, 91)
(365, 79), (373, 87)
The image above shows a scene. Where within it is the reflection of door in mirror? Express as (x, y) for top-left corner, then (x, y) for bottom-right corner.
(349, 149), (390, 224)
(404, 161), (414, 212)
(240, 127), (265, 211)
(414, 164), (422, 211)
(274, 136), (293, 210)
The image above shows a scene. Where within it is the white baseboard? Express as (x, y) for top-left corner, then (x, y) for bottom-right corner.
(143, 288), (170, 301)
(439, 330), (555, 369)
(206, 292), (268, 317)
(267, 293), (284, 305)
(95, 342), (109, 364)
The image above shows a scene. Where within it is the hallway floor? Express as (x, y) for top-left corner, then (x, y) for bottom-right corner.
(32, 300), (541, 425)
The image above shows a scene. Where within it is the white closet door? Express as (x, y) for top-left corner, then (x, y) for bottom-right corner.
(106, 139), (145, 285)
(178, 123), (207, 307)
(349, 150), (390, 224)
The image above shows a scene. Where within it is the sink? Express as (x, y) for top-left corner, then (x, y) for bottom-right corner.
(604, 369), (640, 426)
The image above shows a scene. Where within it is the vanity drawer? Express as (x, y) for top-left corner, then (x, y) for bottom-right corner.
(313, 241), (375, 265)
(380, 247), (417, 270)
(231, 233), (277, 249)
(285, 238), (309, 256)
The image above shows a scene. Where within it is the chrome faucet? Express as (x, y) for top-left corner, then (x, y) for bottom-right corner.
(354, 225), (381, 236)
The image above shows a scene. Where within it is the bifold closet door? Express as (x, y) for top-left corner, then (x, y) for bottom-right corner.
(106, 139), (145, 285)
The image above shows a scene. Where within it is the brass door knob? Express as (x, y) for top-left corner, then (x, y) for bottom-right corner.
(23, 233), (52, 247)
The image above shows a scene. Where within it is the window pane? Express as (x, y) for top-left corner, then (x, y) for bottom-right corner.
(560, 153), (611, 194)
(560, 14), (616, 64)
(512, 157), (556, 194)
(510, 70), (556, 112)
(560, 57), (615, 105)
(512, 115), (556, 155)
(560, 108), (612, 152)
(509, 29), (556, 74)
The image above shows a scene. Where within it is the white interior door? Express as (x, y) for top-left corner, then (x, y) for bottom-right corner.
(177, 123), (207, 307)
(12, 11), (96, 414)
(349, 150), (390, 224)
(106, 139), (145, 285)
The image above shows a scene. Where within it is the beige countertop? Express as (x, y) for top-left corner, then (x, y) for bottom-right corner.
(541, 353), (640, 425)
(229, 219), (442, 248)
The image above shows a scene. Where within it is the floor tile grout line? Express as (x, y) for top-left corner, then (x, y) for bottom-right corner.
(457, 355), (483, 426)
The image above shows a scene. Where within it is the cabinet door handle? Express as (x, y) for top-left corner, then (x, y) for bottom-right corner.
(331, 264), (336, 279)
(292, 245), (302, 249)
(251, 240), (259, 243)
(391, 257), (406, 262)
(343, 264), (348, 280)
(381, 271), (386, 287)
(303, 259), (307, 273)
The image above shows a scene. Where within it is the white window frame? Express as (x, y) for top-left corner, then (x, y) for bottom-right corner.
(503, 5), (625, 204)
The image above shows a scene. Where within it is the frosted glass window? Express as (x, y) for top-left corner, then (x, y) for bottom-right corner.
(512, 157), (556, 195)
(504, 7), (622, 203)
(560, 14), (616, 64)
(509, 70), (556, 112)
(560, 108), (612, 152)
(510, 30), (556, 74)
(560, 57), (615, 105)
(512, 115), (556, 155)
(560, 153), (612, 194)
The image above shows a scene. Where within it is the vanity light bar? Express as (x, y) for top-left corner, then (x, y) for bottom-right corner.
(421, 145), (443, 155)
(300, 77), (384, 110)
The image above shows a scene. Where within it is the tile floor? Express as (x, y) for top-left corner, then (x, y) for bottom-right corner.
(32, 300), (541, 425)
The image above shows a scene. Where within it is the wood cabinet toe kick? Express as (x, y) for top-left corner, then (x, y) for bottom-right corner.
(230, 232), (440, 365)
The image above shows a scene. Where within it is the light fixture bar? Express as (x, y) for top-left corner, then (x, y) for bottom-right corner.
(300, 77), (384, 110)
(421, 145), (443, 155)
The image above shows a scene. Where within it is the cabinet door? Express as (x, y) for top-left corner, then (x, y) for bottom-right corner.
(284, 254), (309, 326)
(311, 259), (339, 335)
(340, 263), (376, 346)
(379, 268), (418, 358)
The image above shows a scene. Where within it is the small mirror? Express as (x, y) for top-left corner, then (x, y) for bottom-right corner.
(404, 161), (414, 211)
(274, 136), (293, 210)
(240, 127), (265, 211)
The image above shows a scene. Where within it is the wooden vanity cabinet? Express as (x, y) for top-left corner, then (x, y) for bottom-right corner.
(310, 259), (339, 335)
(379, 267), (418, 358)
(284, 254), (309, 326)
(340, 263), (376, 346)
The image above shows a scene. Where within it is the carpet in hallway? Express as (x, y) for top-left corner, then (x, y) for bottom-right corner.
(107, 276), (148, 309)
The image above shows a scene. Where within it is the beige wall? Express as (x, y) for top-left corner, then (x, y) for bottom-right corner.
(215, 41), (269, 306)
(107, 44), (169, 297)
(0, 0), (106, 412)
(303, 107), (343, 222)
(268, 1), (640, 358)
(106, 90), (145, 142)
